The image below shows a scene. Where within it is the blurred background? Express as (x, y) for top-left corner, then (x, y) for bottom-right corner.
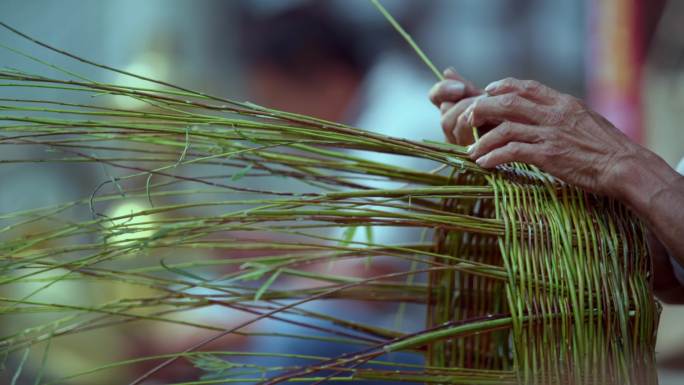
(0, 0), (683, 384)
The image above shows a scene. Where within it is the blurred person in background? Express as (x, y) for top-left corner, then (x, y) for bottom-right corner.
(237, 2), (428, 372)
(243, 4), (367, 124)
(241, 0), (443, 238)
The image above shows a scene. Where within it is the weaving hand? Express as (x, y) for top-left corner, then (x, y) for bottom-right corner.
(431, 73), (684, 303)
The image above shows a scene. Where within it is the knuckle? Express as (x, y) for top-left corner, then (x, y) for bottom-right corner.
(523, 80), (542, 95)
(508, 143), (522, 156)
(542, 107), (564, 125)
(561, 94), (584, 110)
(535, 127), (550, 141)
(499, 142), (518, 159)
(500, 94), (519, 108)
(498, 121), (513, 137)
(544, 141), (563, 159)
(538, 142), (553, 157)
(558, 94), (588, 122)
(501, 77), (518, 86)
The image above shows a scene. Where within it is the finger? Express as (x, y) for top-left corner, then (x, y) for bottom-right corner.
(439, 101), (457, 144)
(484, 77), (558, 104)
(443, 67), (467, 81)
(429, 79), (467, 107)
(475, 141), (540, 168)
(462, 93), (551, 130)
(469, 121), (543, 160)
(439, 101), (454, 114)
(443, 68), (480, 94)
(440, 96), (478, 145)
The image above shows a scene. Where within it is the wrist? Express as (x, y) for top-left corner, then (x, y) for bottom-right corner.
(611, 148), (682, 215)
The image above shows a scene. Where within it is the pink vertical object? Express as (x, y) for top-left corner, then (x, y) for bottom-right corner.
(587, 0), (644, 143)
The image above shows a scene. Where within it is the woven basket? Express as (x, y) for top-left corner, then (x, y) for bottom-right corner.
(429, 164), (660, 385)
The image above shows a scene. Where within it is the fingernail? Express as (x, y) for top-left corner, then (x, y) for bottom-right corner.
(484, 80), (500, 93)
(475, 156), (487, 167)
(445, 81), (465, 94)
(466, 144), (475, 153)
(444, 67), (457, 76)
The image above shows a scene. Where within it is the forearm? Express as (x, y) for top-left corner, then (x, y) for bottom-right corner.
(616, 149), (684, 263)
(613, 149), (684, 301)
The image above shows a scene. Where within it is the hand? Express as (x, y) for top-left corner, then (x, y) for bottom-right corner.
(428, 68), (482, 145)
(441, 77), (684, 302)
(460, 77), (644, 198)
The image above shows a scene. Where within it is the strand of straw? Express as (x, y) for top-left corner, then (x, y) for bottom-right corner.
(369, 0), (444, 81)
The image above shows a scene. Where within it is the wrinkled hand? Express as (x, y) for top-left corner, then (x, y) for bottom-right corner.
(431, 73), (684, 301)
(432, 75), (643, 198)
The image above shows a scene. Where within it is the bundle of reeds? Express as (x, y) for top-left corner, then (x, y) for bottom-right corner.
(0, 3), (659, 385)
